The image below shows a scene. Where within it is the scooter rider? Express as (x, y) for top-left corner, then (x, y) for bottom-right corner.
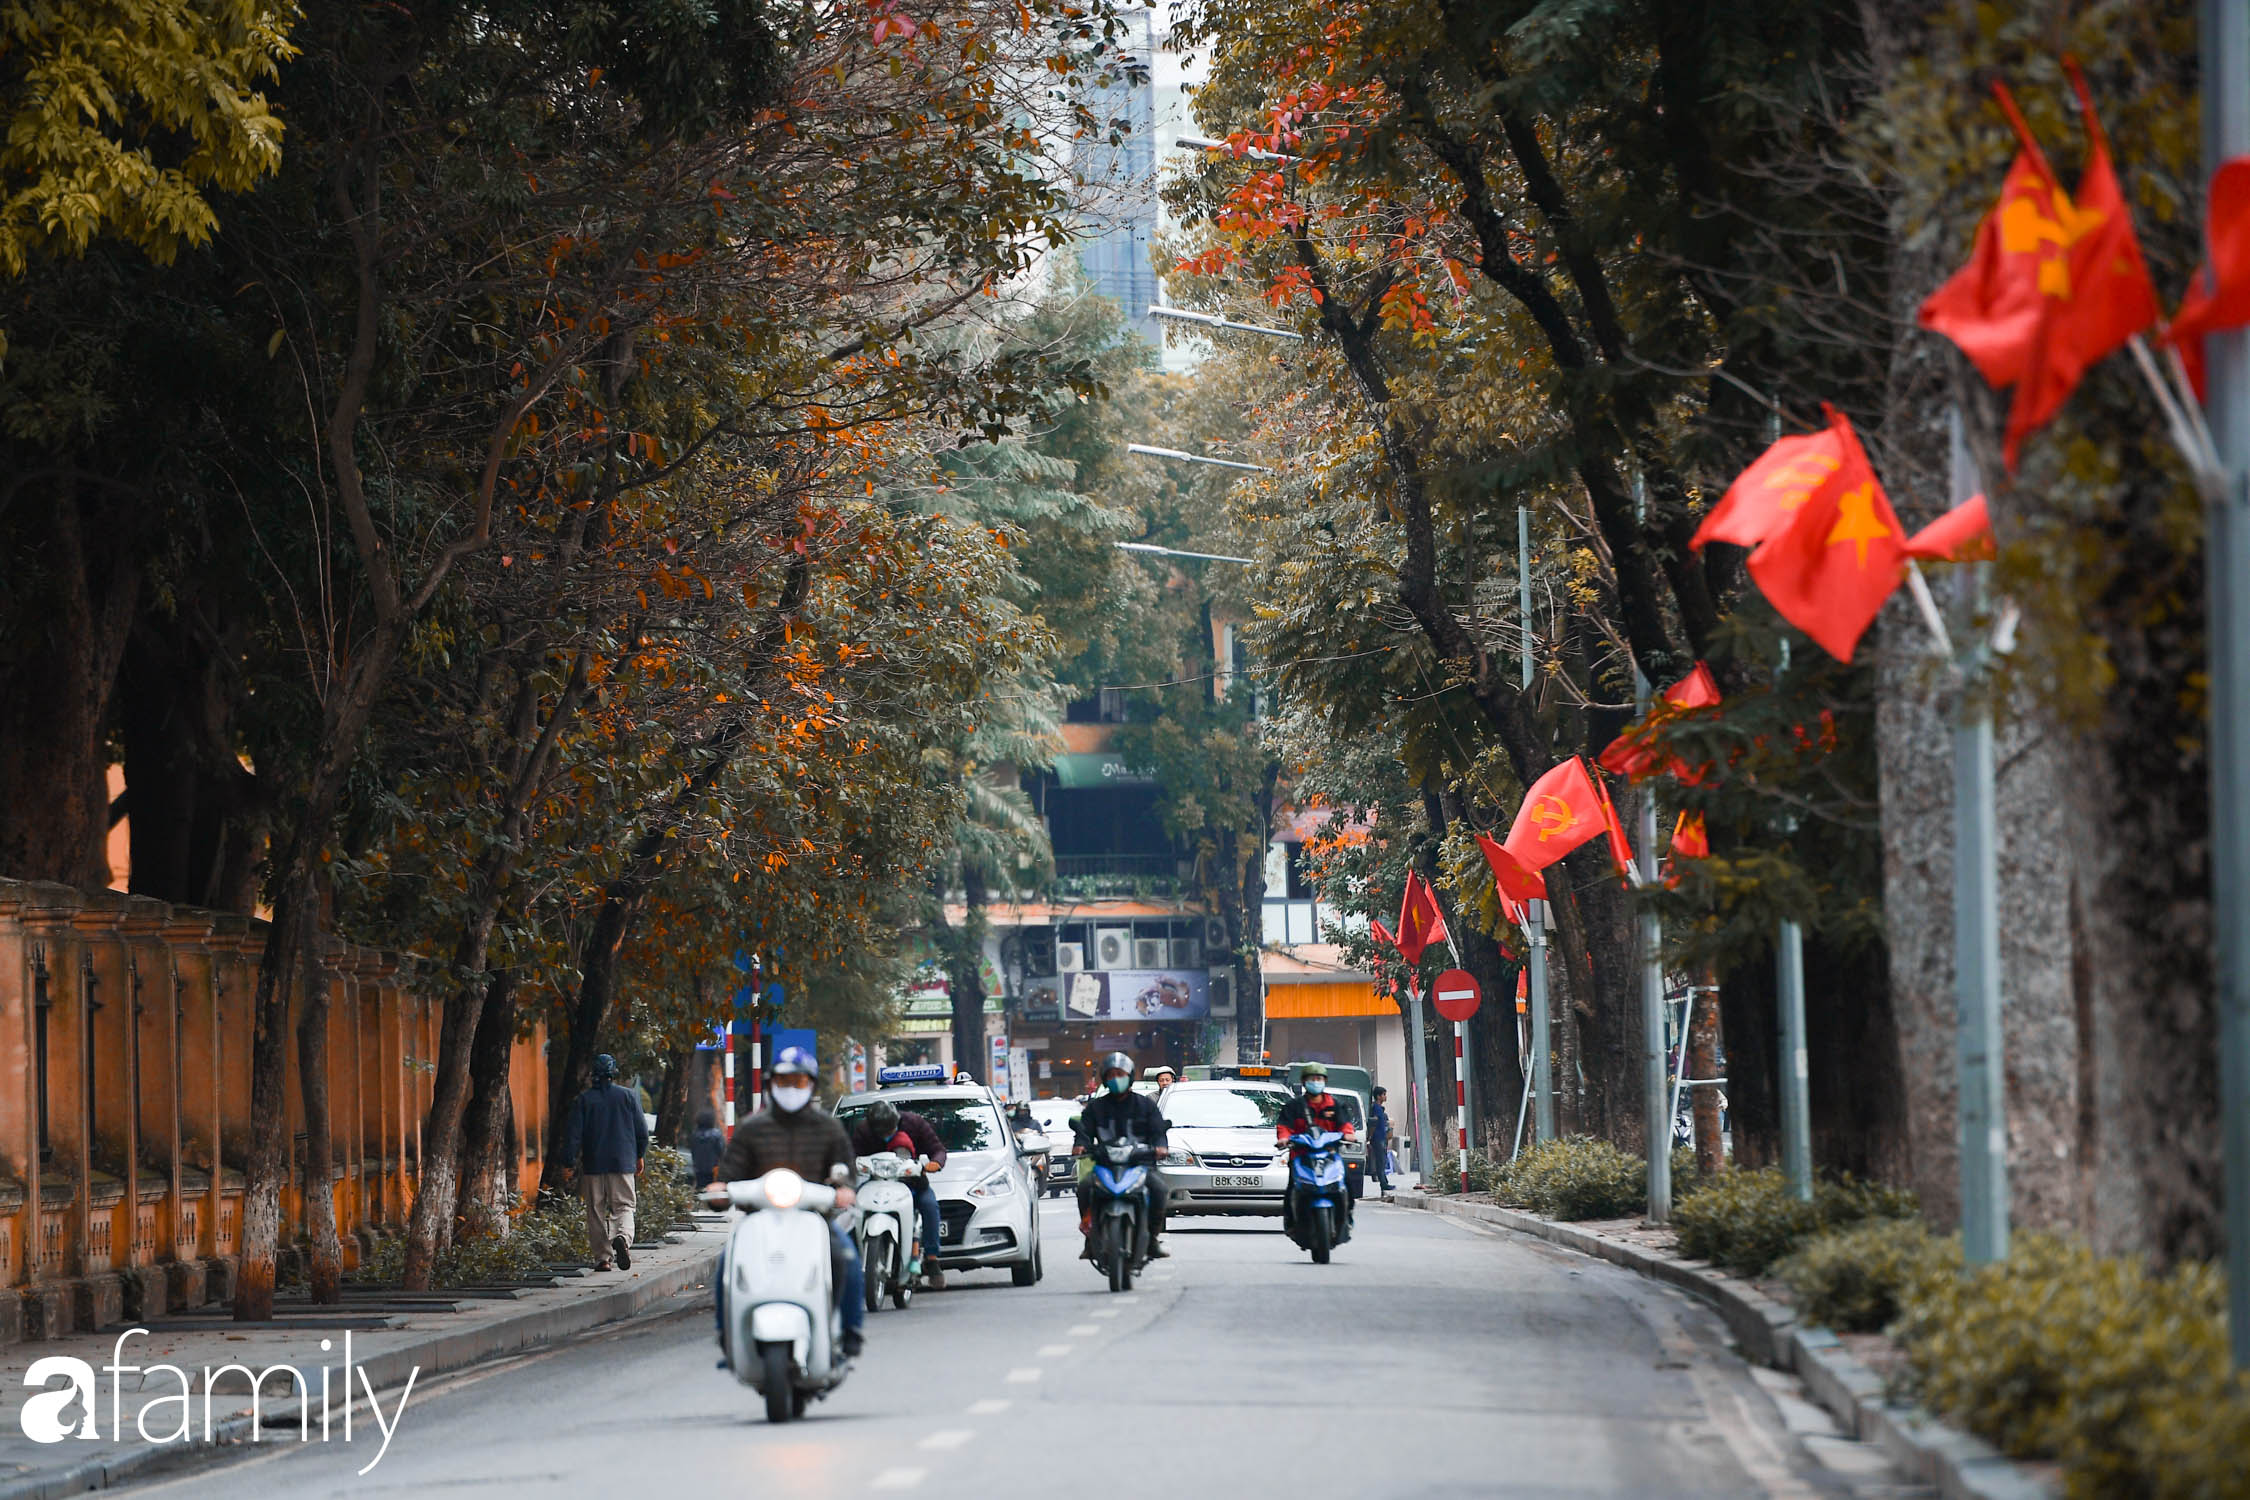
(706, 1047), (867, 1358)
(1074, 1052), (1170, 1260)
(1276, 1061), (1356, 1235)
(848, 1098), (948, 1290)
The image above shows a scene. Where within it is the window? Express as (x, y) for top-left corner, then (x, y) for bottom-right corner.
(1162, 1087), (1289, 1128)
(836, 1097), (1004, 1154)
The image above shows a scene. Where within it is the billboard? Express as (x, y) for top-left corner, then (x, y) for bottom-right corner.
(1022, 969), (1211, 1022)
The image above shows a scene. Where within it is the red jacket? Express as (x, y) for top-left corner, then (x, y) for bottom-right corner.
(850, 1111), (948, 1171)
(1276, 1091), (1355, 1145)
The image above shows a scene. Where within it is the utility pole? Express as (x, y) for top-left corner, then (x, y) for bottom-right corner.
(1405, 975), (1435, 1184)
(1518, 507), (1555, 1144)
(1948, 408), (2010, 1265)
(1636, 663), (1671, 1222)
(2202, 0), (2250, 1369)
(1776, 633), (1813, 1203)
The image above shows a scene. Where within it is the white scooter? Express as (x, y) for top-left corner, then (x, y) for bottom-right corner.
(854, 1151), (925, 1311)
(712, 1168), (852, 1422)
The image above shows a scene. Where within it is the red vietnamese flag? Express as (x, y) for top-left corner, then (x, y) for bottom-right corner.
(1690, 416), (1853, 553)
(2002, 79), (2159, 468)
(1745, 413), (1908, 662)
(1663, 662), (1722, 710)
(1596, 725), (1663, 781)
(1501, 757), (1609, 873)
(2161, 156), (2250, 399)
(1395, 872), (1448, 965)
(1476, 832), (1548, 907)
(1369, 918), (1398, 952)
(1671, 810), (1710, 860)
(1919, 141), (2063, 389)
(1904, 493), (1996, 562)
(1588, 765), (1637, 878)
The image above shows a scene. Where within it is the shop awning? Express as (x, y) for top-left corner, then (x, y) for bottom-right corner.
(1051, 752), (1155, 789)
(1264, 982), (1396, 1019)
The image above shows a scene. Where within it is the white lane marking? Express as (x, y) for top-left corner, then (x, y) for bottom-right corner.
(872, 1468), (928, 1490)
(1004, 1367), (1043, 1383)
(1036, 1343), (1073, 1357)
(919, 1429), (975, 1451)
(1067, 1323), (1100, 1336)
(1090, 1309), (1121, 1319)
(966, 1398), (1012, 1416)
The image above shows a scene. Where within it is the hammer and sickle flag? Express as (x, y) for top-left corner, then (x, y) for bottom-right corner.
(1689, 414), (1852, 554)
(1475, 833), (1548, 914)
(1501, 757), (1610, 875)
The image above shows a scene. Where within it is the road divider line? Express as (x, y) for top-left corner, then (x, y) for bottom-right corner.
(1066, 1323), (1099, 1336)
(871, 1468), (927, 1490)
(1004, 1367), (1043, 1383)
(918, 1430), (974, 1452)
(966, 1398), (1011, 1416)
(1036, 1343), (1073, 1357)
(1090, 1309), (1121, 1319)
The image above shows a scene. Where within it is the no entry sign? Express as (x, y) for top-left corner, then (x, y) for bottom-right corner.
(1432, 968), (1482, 1022)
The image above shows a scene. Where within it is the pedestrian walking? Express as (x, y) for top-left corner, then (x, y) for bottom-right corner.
(688, 1108), (726, 1186)
(1368, 1086), (1394, 1196)
(558, 1054), (649, 1270)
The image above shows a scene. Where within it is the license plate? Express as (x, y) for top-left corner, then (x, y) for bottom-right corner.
(1211, 1174), (1262, 1189)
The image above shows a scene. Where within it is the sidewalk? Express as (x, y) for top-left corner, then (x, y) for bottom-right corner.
(0, 1218), (724, 1500)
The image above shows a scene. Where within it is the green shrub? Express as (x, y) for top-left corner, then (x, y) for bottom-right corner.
(1428, 1146), (1505, 1196)
(1672, 1168), (1916, 1275)
(636, 1145), (698, 1236)
(1492, 1136), (1647, 1220)
(1893, 1235), (2250, 1500)
(1775, 1217), (1958, 1332)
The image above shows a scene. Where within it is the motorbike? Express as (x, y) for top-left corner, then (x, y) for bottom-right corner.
(1284, 1128), (1351, 1264)
(1086, 1132), (1156, 1293)
(1014, 1127), (1051, 1188)
(853, 1150), (923, 1312)
(715, 1168), (852, 1422)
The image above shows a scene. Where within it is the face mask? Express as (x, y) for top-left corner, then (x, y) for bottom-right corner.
(1103, 1076), (1131, 1095)
(772, 1084), (813, 1112)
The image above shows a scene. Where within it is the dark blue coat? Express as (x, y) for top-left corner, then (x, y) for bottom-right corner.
(558, 1082), (649, 1175)
(1368, 1102), (1393, 1148)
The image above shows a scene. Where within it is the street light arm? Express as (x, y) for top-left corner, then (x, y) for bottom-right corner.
(1116, 541), (1256, 565)
(1146, 305), (1305, 342)
(1125, 443), (1272, 474)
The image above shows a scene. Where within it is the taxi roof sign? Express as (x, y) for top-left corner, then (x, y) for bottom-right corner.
(876, 1064), (950, 1088)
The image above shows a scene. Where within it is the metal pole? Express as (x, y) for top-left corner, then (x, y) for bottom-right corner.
(1667, 987), (1693, 1144)
(1776, 919), (1811, 1200)
(2203, 0), (2250, 1369)
(1528, 899), (1555, 1142)
(1519, 506), (1534, 689)
(1405, 978), (1435, 1185)
(722, 1026), (736, 1139)
(1636, 665), (1672, 1221)
(1949, 407), (2009, 1265)
(1455, 1024), (1471, 1192)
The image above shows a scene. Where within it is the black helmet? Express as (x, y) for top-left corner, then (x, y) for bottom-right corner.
(867, 1099), (900, 1136)
(591, 1053), (619, 1083)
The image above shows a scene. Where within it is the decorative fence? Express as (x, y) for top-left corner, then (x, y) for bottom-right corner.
(0, 879), (547, 1339)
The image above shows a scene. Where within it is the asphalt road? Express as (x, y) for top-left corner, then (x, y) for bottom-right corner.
(115, 1199), (1925, 1500)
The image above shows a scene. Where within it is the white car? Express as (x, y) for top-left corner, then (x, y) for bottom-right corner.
(1156, 1080), (1295, 1217)
(834, 1081), (1044, 1286)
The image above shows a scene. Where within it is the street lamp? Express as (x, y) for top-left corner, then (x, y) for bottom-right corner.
(1145, 305), (1304, 342)
(1115, 541), (1256, 565)
(1125, 443), (1271, 474)
(1173, 134), (1301, 164)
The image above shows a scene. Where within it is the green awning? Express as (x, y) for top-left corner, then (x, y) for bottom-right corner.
(1051, 752), (1155, 789)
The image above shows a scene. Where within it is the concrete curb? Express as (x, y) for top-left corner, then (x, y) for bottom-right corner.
(0, 1236), (721, 1500)
(1390, 1192), (2054, 1500)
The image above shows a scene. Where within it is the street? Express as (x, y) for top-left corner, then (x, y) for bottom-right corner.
(112, 1200), (1919, 1500)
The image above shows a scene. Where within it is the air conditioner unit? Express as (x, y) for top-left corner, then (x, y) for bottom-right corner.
(1207, 971), (1236, 1017)
(1093, 928), (1133, 969)
(1204, 917), (1228, 950)
(1132, 937), (1168, 969)
(1056, 943), (1085, 973)
(1169, 938), (1201, 969)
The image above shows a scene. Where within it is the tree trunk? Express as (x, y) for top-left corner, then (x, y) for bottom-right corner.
(1230, 759), (1276, 1065)
(0, 481), (139, 890)
(945, 863), (989, 1084)
(544, 886), (647, 1186)
(296, 919), (341, 1304)
(652, 1040), (692, 1149)
(1717, 950), (1780, 1169)
(1688, 979), (1723, 1178)
(455, 971), (519, 1240)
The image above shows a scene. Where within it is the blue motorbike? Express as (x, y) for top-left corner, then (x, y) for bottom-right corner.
(1087, 1133), (1156, 1292)
(1285, 1128), (1351, 1264)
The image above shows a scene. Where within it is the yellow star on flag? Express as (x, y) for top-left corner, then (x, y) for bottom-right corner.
(1825, 483), (1892, 568)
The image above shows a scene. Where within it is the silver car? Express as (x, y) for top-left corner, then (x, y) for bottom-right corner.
(834, 1084), (1045, 1285)
(1155, 1080), (1293, 1217)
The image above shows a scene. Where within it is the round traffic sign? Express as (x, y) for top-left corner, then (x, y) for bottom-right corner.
(1431, 968), (1482, 1022)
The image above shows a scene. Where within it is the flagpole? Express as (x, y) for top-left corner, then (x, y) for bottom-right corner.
(1948, 406), (2011, 1265)
(1404, 976), (1435, 1186)
(1528, 899), (1555, 1145)
(1635, 665), (1672, 1223)
(2202, 0), (2250, 1369)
